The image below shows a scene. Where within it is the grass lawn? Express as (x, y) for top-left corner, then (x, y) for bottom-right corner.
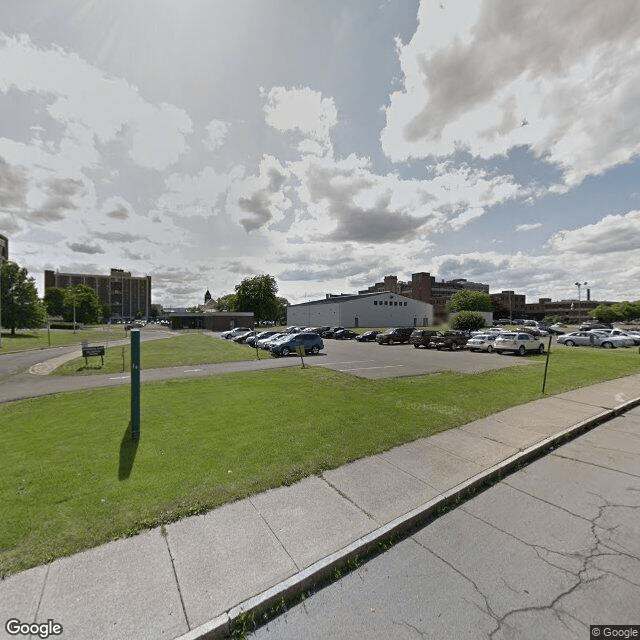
(1, 346), (639, 576)
(0, 326), (132, 352)
(53, 332), (264, 375)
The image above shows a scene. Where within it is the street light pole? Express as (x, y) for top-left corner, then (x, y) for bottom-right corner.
(574, 281), (587, 323)
(0, 257), (3, 349)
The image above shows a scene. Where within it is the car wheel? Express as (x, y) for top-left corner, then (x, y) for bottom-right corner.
(413, 344), (420, 348)
(538, 344), (545, 354)
(281, 347), (290, 356)
(601, 341), (613, 349)
(518, 345), (526, 356)
(311, 345), (319, 355)
(486, 345), (493, 353)
(496, 350), (503, 354)
(565, 340), (575, 346)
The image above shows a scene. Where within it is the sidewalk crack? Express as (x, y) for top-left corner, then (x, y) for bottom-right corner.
(161, 528), (191, 631)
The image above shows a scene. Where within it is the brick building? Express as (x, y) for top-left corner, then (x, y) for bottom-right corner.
(44, 268), (151, 321)
(359, 272), (489, 321)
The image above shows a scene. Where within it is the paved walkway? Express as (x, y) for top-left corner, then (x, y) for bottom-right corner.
(2, 374), (639, 639)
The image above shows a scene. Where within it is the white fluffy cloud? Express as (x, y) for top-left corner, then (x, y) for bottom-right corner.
(382, 0), (640, 187)
(0, 33), (192, 171)
(262, 86), (338, 156)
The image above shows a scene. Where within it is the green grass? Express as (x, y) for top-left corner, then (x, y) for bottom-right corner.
(0, 326), (132, 352)
(53, 332), (264, 375)
(1, 346), (639, 576)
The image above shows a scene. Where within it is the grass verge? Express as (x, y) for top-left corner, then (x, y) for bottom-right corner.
(1, 346), (639, 576)
(0, 326), (132, 352)
(52, 332), (263, 375)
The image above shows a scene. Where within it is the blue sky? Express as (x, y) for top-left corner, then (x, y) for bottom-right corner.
(1, 0), (639, 307)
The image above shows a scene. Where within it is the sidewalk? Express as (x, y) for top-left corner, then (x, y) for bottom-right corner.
(2, 374), (639, 640)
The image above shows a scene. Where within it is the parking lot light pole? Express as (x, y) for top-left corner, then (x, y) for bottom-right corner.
(574, 281), (587, 323)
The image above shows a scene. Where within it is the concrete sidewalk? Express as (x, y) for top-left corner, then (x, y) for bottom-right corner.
(2, 375), (639, 640)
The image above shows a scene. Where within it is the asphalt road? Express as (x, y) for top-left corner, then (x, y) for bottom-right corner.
(0, 331), (545, 403)
(316, 337), (540, 379)
(248, 411), (640, 640)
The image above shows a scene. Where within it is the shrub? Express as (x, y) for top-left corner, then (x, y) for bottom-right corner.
(450, 311), (486, 332)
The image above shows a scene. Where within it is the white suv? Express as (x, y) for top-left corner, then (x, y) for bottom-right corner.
(494, 332), (545, 356)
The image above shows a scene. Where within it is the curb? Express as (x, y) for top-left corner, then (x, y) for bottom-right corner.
(176, 395), (640, 640)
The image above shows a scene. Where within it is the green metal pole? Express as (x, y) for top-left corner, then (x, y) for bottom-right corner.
(541, 335), (552, 394)
(131, 328), (140, 440)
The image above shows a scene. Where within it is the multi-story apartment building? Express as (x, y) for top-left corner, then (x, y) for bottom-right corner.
(44, 268), (151, 320)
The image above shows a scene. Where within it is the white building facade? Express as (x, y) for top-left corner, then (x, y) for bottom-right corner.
(287, 292), (433, 329)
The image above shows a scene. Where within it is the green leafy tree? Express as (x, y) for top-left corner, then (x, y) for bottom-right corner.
(234, 275), (280, 323)
(446, 290), (493, 312)
(589, 304), (620, 324)
(62, 285), (103, 324)
(450, 311), (486, 332)
(275, 296), (290, 324)
(44, 287), (66, 317)
(1, 261), (47, 334)
(215, 293), (237, 312)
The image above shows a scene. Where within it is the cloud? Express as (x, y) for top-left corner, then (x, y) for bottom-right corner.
(94, 231), (140, 242)
(262, 86), (337, 156)
(547, 210), (640, 254)
(230, 156), (290, 232)
(204, 119), (230, 151)
(68, 241), (104, 254)
(0, 156), (28, 209)
(382, 0), (640, 187)
(105, 204), (129, 220)
(516, 222), (542, 232)
(0, 33), (192, 171)
(30, 177), (84, 222)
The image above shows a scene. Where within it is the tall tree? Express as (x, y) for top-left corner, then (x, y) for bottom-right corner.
(62, 284), (103, 324)
(43, 286), (66, 317)
(445, 290), (493, 312)
(215, 293), (237, 312)
(234, 275), (279, 323)
(1, 261), (47, 334)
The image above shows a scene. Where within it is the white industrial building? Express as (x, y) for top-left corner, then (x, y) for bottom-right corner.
(286, 292), (433, 329)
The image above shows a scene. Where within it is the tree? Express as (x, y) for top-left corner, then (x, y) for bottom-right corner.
(446, 290), (493, 312)
(62, 285), (103, 325)
(275, 296), (290, 324)
(0, 261), (47, 335)
(215, 293), (237, 312)
(44, 287), (66, 317)
(234, 275), (280, 323)
(450, 311), (486, 332)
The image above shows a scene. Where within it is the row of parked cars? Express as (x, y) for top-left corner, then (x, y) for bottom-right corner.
(219, 323), (640, 358)
(220, 326), (325, 357)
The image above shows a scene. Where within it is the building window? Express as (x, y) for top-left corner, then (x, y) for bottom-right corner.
(374, 301), (377, 305)
(385, 301), (388, 305)
(404, 302), (407, 306)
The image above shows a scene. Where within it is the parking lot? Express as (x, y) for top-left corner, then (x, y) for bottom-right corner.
(307, 339), (541, 379)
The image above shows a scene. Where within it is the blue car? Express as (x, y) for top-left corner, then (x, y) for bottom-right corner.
(270, 332), (324, 357)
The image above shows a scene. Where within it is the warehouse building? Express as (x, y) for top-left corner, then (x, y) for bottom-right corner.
(287, 292), (433, 328)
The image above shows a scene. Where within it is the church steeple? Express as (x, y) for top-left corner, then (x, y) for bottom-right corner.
(204, 289), (212, 304)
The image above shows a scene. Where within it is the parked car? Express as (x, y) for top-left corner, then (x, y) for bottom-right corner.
(356, 330), (380, 342)
(246, 330), (277, 347)
(579, 322), (612, 331)
(257, 332), (287, 349)
(221, 327), (252, 340)
(557, 331), (627, 348)
(233, 330), (254, 343)
(494, 332), (545, 355)
(430, 331), (470, 351)
(376, 327), (414, 345)
(333, 329), (358, 340)
(410, 329), (441, 348)
(466, 333), (499, 353)
(270, 332), (324, 357)
(322, 327), (345, 338)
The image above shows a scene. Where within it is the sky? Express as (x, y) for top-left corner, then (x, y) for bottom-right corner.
(1, 0), (639, 309)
